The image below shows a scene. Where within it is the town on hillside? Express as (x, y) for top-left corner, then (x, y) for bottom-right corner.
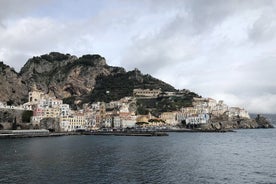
(0, 86), (250, 132)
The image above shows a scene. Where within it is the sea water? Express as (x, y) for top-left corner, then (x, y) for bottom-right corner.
(0, 114), (275, 184)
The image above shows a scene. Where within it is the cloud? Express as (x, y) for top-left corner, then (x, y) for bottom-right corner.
(210, 93), (276, 114)
(0, 0), (179, 70)
(247, 94), (276, 114)
(0, 18), (72, 70)
(0, 0), (50, 24)
(248, 7), (276, 42)
(0, 0), (276, 113)
(120, 0), (276, 113)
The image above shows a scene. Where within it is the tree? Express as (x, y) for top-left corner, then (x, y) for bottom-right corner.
(22, 110), (33, 123)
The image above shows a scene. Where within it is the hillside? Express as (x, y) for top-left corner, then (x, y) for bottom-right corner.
(87, 69), (176, 103)
(0, 52), (196, 108)
(136, 92), (199, 116)
(0, 62), (28, 105)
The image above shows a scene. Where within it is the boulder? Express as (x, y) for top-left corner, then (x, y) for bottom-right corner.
(255, 115), (274, 128)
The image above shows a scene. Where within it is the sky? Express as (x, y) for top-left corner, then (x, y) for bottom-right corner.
(0, 0), (276, 113)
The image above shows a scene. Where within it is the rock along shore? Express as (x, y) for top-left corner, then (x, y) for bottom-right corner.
(199, 115), (274, 131)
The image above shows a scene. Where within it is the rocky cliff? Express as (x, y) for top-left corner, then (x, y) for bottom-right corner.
(200, 115), (274, 131)
(0, 62), (28, 105)
(20, 52), (123, 99)
(0, 52), (179, 108)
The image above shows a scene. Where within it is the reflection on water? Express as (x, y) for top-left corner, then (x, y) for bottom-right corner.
(0, 114), (276, 184)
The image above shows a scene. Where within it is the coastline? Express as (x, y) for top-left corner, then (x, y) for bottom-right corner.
(0, 128), (236, 139)
(0, 131), (169, 139)
(1, 117), (274, 139)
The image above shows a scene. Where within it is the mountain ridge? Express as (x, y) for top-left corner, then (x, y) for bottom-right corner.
(0, 52), (195, 108)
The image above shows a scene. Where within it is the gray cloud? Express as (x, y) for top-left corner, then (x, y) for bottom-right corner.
(0, 0), (276, 113)
(120, 0), (276, 113)
(0, 0), (50, 23)
(248, 8), (276, 42)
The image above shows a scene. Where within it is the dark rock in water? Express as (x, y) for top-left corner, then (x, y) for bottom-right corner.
(255, 115), (274, 128)
(238, 118), (258, 129)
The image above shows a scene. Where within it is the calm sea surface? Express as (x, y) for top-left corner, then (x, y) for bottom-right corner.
(0, 114), (276, 184)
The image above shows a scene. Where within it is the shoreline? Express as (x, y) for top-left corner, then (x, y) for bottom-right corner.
(161, 128), (235, 133)
(0, 128), (238, 139)
(2, 126), (274, 139)
(0, 131), (169, 139)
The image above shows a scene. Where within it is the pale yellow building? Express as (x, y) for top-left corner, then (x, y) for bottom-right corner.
(133, 89), (161, 97)
(180, 107), (198, 117)
(160, 112), (178, 126)
(44, 107), (60, 118)
(60, 116), (87, 131)
(28, 86), (44, 103)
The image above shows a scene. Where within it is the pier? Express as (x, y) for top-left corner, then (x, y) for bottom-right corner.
(0, 130), (168, 139)
(82, 131), (168, 136)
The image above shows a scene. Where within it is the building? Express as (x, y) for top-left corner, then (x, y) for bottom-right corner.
(28, 89), (44, 103)
(228, 107), (250, 119)
(113, 116), (121, 128)
(60, 116), (87, 131)
(179, 107), (198, 117)
(27, 88), (76, 129)
(211, 100), (229, 116)
(121, 115), (137, 128)
(60, 104), (70, 116)
(185, 113), (210, 125)
(104, 115), (113, 128)
(133, 89), (161, 97)
(160, 112), (178, 126)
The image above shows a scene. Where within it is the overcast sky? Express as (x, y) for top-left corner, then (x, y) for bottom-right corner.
(0, 0), (276, 113)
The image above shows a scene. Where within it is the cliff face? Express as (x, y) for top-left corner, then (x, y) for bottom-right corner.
(0, 62), (28, 105)
(19, 52), (120, 99)
(0, 52), (178, 107)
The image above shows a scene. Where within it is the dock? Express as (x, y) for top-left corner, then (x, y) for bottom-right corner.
(82, 131), (168, 136)
(0, 131), (168, 139)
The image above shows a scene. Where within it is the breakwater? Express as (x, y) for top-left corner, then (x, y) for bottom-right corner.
(0, 131), (168, 139)
(162, 128), (235, 133)
(82, 131), (168, 136)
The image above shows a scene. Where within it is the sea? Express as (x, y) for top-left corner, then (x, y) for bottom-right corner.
(0, 114), (276, 184)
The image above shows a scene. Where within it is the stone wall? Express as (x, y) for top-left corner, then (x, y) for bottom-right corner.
(0, 109), (33, 130)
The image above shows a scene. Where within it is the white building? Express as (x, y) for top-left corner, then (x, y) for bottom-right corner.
(60, 104), (71, 116)
(185, 114), (210, 125)
(121, 116), (137, 128)
(104, 116), (113, 128)
(113, 116), (121, 128)
(228, 107), (250, 119)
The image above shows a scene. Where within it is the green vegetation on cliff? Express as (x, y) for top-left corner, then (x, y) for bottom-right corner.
(1, 52), (198, 111)
(21, 110), (33, 123)
(136, 92), (199, 116)
(88, 69), (176, 103)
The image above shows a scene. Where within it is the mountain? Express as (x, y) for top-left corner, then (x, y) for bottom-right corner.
(0, 52), (194, 108)
(20, 52), (117, 99)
